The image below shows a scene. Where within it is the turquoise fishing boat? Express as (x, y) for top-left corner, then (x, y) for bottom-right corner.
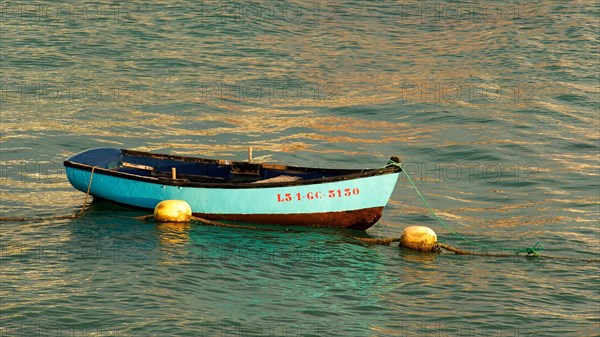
(64, 148), (401, 229)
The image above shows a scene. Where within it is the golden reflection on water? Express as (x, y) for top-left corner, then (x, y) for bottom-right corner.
(156, 222), (191, 247)
(155, 222), (192, 265)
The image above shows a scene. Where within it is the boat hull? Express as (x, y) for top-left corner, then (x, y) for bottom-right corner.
(195, 207), (384, 230)
(64, 148), (400, 229)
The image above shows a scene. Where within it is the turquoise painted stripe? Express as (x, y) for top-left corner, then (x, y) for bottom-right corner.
(66, 167), (399, 214)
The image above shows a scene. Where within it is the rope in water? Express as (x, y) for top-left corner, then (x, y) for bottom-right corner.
(0, 167), (97, 222)
(359, 161), (600, 262)
(136, 214), (281, 231)
(80, 166), (96, 214)
(385, 160), (544, 256)
(354, 237), (600, 262)
(354, 237), (523, 256)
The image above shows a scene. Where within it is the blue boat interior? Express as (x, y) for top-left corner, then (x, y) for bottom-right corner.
(66, 148), (361, 183)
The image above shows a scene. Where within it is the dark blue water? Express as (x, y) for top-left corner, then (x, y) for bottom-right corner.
(1, 1), (598, 336)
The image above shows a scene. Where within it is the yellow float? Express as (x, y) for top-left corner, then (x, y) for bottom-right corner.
(153, 200), (192, 223)
(399, 225), (438, 252)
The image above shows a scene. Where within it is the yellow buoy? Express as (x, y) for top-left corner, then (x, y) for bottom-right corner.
(399, 226), (438, 252)
(153, 200), (192, 223)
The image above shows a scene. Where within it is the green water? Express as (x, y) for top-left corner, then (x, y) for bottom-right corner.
(1, 1), (598, 336)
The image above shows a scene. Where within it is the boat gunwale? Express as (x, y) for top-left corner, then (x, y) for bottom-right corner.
(63, 149), (402, 189)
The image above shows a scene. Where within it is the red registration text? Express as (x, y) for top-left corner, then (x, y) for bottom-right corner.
(277, 188), (359, 203)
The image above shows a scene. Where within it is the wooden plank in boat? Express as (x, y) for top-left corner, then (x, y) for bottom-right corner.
(251, 175), (302, 184)
(121, 162), (155, 171)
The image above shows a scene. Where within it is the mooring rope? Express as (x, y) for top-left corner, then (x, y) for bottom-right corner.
(189, 216), (262, 230)
(353, 237), (401, 245)
(385, 160), (544, 256)
(79, 166), (96, 214)
(136, 214), (281, 231)
(354, 237), (600, 262)
(355, 161), (600, 262)
(0, 167), (96, 222)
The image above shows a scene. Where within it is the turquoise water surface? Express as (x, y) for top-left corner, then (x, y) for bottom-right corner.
(1, 1), (599, 336)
